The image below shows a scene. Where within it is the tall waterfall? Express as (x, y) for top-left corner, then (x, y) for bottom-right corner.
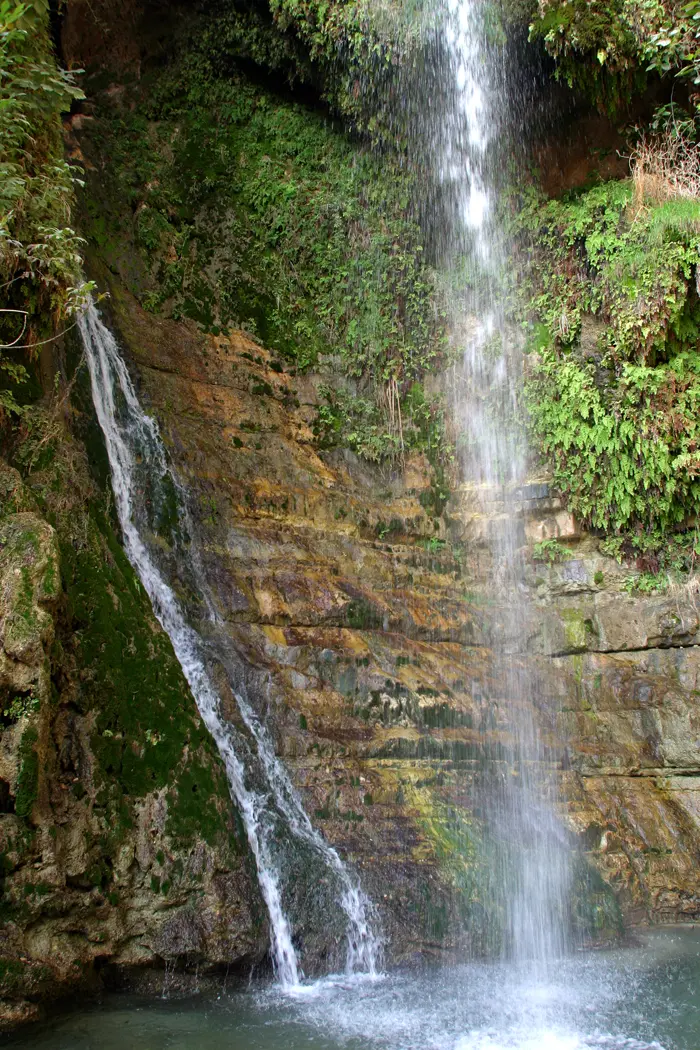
(434, 0), (571, 964)
(77, 304), (380, 988)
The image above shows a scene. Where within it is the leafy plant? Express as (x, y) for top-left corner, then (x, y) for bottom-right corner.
(1, 689), (39, 723)
(513, 178), (700, 537)
(528, 0), (654, 111)
(532, 538), (572, 564)
(0, 0), (92, 417)
(418, 536), (447, 554)
(601, 527), (700, 571)
(623, 571), (669, 594)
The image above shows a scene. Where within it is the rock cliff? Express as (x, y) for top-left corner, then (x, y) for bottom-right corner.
(1, 0), (699, 1031)
(101, 273), (700, 951)
(0, 432), (266, 1028)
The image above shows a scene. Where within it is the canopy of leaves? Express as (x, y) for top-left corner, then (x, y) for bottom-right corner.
(528, 0), (694, 111)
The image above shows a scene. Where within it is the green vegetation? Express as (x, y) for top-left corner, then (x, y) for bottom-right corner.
(187, 0), (434, 134)
(570, 854), (624, 942)
(0, 410), (245, 923)
(313, 382), (451, 464)
(623, 570), (669, 593)
(60, 501), (236, 848)
(600, 527), (700, 570)
(81, 16), (449, 467)
(514, 178), (700, 537)
(98, 67), (438, 369)
(1, 690), (39, 725)
(0, 0), (90, 416)
(532, 538), (572, 564)
(418, 536), (447, 554)
(528, 0), (700, 113)
(528, 0), (652, 110)
(346, 598), (384, 630)
(521, 0), (700, 551)
(14, 726), (38, 818)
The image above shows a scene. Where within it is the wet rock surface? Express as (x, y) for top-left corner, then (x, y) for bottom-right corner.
(0, 454), (266, 1029)
(4, 278), (699, 1030)
(105, 280), (700, 958)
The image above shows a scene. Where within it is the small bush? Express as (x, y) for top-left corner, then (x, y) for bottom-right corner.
(514, 177), (700, 536)
(532, 539), (571, 564)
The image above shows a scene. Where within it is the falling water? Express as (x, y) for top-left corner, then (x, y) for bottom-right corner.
(77, 303), (380, 988)
(432, 0), (571, 965)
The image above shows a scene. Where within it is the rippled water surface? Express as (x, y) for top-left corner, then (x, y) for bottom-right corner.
(5, 929), (700, 1050)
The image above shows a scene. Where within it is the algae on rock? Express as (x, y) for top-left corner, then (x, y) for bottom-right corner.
(0, 409), (266, 1028)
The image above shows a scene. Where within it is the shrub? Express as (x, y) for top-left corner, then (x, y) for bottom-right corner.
(0, 0), (92, 417)
(513, 176), (700, 536)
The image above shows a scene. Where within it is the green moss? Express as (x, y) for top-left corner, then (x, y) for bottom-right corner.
(166, 757), (234, 849)
(346, 599), (384, 630)
(15, 726), (39, 819)
(0, 958), (26, 996)
(570, 856), (624, 942)
(413, 785), (505, 955)
(85, 67), (441, 375)
(558, 609), (589, 652)
(42, 555), (57, 597)
(44, 484), (237, 856)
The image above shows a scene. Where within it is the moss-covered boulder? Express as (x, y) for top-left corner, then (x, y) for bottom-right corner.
(0, 436), (266, 1029)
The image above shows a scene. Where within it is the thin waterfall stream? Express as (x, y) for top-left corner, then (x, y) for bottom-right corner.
(77, 304), (380, 989)
(436, 0), (571, 968)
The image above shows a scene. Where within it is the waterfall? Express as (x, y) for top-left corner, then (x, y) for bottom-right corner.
(77, 303), (380, 988)
(434, 0), (572, 965)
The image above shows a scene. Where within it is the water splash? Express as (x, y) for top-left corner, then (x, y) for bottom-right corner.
(78, 302), (380, 988)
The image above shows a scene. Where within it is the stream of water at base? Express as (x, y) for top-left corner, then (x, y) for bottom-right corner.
(3, 929), (700, 1050)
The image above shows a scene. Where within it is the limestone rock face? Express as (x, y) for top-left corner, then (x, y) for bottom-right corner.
(527, 542), (700, 924)
(103, 282), (494, 961)
(102, 280), (700, 960)
(5, 269), (698, 1032)
(0, 457), (266, 1029)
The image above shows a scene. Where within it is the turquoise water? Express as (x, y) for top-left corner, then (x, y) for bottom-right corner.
(4, 928), (700, 1050)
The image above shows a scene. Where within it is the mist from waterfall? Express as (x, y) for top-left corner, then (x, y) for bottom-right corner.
(78, 303), (381, 989)
(429, 0), (572, 967)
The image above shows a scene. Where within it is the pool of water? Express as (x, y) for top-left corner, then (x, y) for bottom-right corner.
(4, 928), (700, 1050)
